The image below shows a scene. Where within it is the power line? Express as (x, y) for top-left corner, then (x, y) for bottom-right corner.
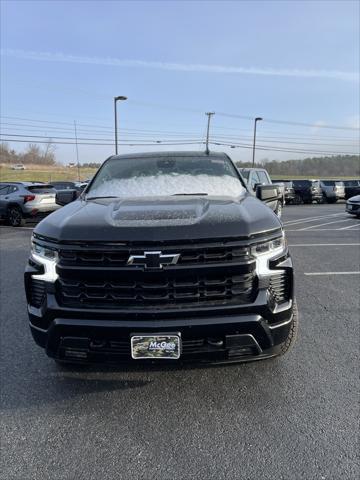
(2, 136), (359, 155)
(2, 132), (358, 150)
(210, 141), (359, 156)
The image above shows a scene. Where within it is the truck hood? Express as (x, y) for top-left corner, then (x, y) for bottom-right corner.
(35, 194), (282, 243)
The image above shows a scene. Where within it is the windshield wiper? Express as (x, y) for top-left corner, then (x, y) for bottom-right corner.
(171, 193), (208, 196)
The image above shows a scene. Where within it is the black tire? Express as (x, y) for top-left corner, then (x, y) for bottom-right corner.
(7, 206), (26, 227)
(274, 201), (283, 219)
(275, 300), (299, 357)
(327, 198), (336, 204)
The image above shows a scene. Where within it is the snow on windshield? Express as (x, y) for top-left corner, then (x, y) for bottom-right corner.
(89, 174), (244, 198)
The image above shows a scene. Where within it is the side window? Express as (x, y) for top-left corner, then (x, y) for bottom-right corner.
(257, 171), (270, 184)
(0, 185), (10, 195)
(8, 186), (18, 194)
(250, 171), (261, 190)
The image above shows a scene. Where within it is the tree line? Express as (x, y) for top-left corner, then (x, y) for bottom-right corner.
(0, 142), (56, 165)
(0, 142), (359, 176)
(236, 155), (360, 177)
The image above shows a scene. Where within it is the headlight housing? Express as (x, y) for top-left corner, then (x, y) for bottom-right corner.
(31, 241), (58, 261)
(251, 235), (286, 257)
(31, 238), (58, 282)
(252, 232), (287, 276)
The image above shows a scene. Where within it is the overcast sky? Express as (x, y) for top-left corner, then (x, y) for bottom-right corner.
(1, 0), (359, 164)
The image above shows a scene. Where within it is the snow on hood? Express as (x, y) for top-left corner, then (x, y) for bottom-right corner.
(88, 174), (245, 198)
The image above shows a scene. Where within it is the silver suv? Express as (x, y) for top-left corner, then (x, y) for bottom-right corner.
(320, 180), (345, 203)
(0, 182), (61, 227)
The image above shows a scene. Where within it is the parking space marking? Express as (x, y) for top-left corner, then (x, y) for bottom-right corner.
(287, 228), (360, 231)
(339, 223), (360, 230)
(0, 226), (34, 230)
(296, 218), (354, 231)
(304, 271), (360, 276)
(283, 213), (343, 226)
(289, 243), (360, 247)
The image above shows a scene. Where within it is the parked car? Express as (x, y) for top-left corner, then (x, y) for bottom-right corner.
(239, 168), (283, 217)
(290, 179), (323, 204)
(271, 180), (295, 204)
(0, 182), (61, 227)
(343, 180), (360, 200)
(345, 195), (360, 217)
(50, 181), (81, 205)
(11, 164), (26, 170)
(25, 151), (297, 367)
(320, 180), (345, 203)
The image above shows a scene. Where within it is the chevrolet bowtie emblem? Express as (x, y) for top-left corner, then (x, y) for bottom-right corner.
(127, 251), (180, 269)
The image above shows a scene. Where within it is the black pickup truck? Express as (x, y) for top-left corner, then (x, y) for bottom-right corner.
(25, 151), (297, 366)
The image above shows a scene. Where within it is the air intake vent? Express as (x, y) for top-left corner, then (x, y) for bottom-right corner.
(269, 271), (291, 304)
(30, 279), (46, 307)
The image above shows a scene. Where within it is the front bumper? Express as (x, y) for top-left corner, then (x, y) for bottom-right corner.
(346, 203), (360, 215)
(27, 282), (294, 365)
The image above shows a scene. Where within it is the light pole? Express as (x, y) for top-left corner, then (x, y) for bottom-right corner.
(205, 112), (215, 154)
(252, 117), (263, 167)
(114, 96), (127, 155)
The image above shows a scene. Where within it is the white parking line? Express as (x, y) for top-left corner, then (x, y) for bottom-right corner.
(0, 226), (34, 230)
(287, 228), (360, 231)
(289, 243), (360, 247)
(339, 223), (360, 230)
(304, 271), (360, 276)
(283, 213), (343, 226)
(296, 218), (353, 231)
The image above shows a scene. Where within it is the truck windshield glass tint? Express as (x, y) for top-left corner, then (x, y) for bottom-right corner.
(88, 156), (246, 198)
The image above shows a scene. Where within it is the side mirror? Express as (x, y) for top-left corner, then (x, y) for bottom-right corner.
(56, 190), (78, 206)
(256, 185), (279, 202)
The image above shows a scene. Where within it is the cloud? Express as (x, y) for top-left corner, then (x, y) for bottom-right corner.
(1, 48), (358, 82)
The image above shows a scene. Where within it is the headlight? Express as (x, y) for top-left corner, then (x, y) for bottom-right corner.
(31, 241), (58, 260)
(253, 233), (287, 276)
(251, 235), (286, 257)
(31, 239), (58, 282)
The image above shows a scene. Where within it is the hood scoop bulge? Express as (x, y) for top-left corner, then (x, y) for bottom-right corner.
(107, 198), (209, 226)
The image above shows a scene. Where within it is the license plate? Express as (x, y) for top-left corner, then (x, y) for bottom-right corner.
(131, 334), (181, 360)
(348, 204), (353, 210)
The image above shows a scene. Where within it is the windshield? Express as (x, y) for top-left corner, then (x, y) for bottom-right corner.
(321, 181), (344, 186)
(293, 180), (311, 187)
(239, 169), (250, 180)
(87, 155), (246, 198)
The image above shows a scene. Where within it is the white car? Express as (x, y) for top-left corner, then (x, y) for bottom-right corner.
(11, 164), (26, 170)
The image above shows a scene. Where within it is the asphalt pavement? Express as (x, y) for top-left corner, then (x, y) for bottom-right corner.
(0, 203), (359, 480)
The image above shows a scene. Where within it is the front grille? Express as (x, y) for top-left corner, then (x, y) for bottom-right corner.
(59, 244), (250, 267)
(30, 279), (46, 307)
(269, 271), (291, 303)
(57, 272), (257, 309)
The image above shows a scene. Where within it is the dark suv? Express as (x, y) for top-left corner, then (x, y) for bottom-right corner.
(25, 152), (297, 366)
(291, 179), (323, 204)
(343, 180), (360, 200)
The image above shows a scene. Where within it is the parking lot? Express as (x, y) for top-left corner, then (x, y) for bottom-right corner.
(0, 203), (359, 480)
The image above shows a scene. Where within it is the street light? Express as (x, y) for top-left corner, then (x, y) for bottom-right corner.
(114, 96), (127, 155)
(252, 117), (263, 167)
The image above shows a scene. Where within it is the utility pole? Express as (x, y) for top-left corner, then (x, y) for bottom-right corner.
(252, 117), (263, 167)
(205, 112), (215, 154)
(114, 96), (127, 155)
(74, 120), (80, 181)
